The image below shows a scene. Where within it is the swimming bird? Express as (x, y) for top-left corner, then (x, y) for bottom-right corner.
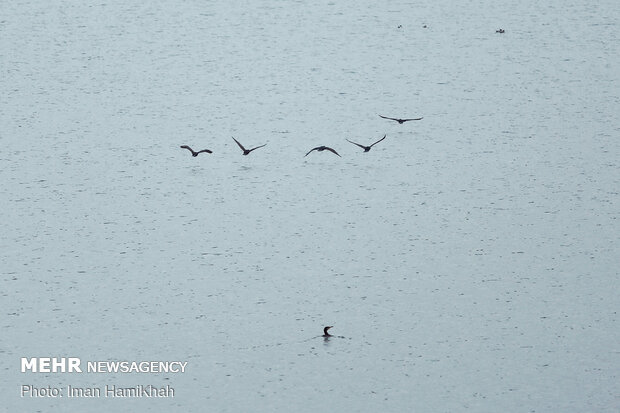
(180, 145), (213, 156)
(496, 29), (505, 33)
(232, 137), (266, 155)
(305, 146), (341, 157)
(379, 115), (423, 124)
(346, 134), (386, 152)
(323, 326), (333, 337)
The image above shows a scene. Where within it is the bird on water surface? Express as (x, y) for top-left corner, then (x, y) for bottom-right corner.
(305, 146), (341, 157)
(231, 137), (267, 155)
(180, 145), (213, 156)
(346, 134), (386, 152)
(379, 114), (423, 124)
(323, 326), (333, 337)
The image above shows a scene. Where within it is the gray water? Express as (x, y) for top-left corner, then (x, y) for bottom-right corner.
(1, 1), (619, 412)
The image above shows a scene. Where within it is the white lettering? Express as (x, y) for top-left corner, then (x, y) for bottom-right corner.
(21, 358), (37, 373)
(21, 385), (63, 397)
(68, 357), (82, 372)
(39, 358), (51, 373)
(51, 358), (65, 373)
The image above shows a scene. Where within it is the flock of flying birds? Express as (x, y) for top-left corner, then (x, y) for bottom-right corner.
(180, 114), (423, 339)
(179, 114), (423, 159)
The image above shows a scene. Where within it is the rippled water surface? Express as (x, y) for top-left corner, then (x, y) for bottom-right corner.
(1, 1), (619, 412)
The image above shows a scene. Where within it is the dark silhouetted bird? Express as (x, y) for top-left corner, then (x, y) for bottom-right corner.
(232, 137), (266, 155)
(305, 146), (341, 157)
(180, 145), (212, 156)
(496, 29), (505, 33)
(323, 326), (333, 337)
(346, 134), (386, 152)
(379, 115), (423, 124)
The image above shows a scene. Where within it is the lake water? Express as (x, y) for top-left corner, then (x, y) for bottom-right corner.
(1, 0), (618, 412)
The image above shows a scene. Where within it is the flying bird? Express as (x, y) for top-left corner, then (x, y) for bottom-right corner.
(180, 145), (212, 157)
(231, 137), (266, 155)
(323, 326), (333, 337)
(379, 115), (423, 124)
(305, 146), (341, 157)
(346, 134), (386, 152)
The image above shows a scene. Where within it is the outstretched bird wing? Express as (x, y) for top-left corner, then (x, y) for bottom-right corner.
(370, 134), (387, 147)
(196, 149), (213, 154)
(248, 144), (267, 153)
(304, 147), (318, 157)
(346, 139), (367, 149)
(379, 114), (423, 122)
(180, 145), (194, 152)
(231, 137), (246, 152)
(325, 147), (341, 157)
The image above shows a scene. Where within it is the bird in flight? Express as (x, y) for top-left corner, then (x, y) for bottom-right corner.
(379, 114), (423, 124)
(232, 137), (267, 155)
(346, 134), (386, 152)
(305, 146), (341, 157)
(180, 145), (213, 157)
